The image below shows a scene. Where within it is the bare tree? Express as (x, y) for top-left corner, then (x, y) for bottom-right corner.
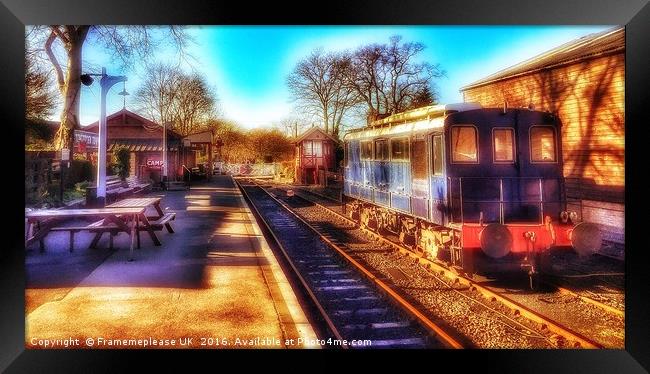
(135, 65), (216, 136)
(25, 54), (58, 121)
(329, 56), (361, 137)
(287, 49), (359, 137)
(247, 128), (294, 162)
(385, 36), (443, 113)
(172, 74), (216, 136)
(341, 43), (386, 122)
(209, 121), (250, 163)
(25, 25), (190, 150)
(134, 63), (181, 130)
(344, 35), (444, 122)
(278, 115), (315, 139)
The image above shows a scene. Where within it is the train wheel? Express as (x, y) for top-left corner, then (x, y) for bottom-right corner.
(399, 221), (416, 248)
(377, 214), (387, 234)
(451, 246), (475, 277)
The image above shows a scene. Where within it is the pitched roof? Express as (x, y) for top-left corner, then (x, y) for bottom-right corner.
(460, 26), (624, 91)
(83, 108), (182, 138)
(294, 126), (339, 144)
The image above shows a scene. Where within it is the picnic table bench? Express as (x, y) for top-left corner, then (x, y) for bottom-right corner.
(106, 197), (176, 248)
(125, 176), (152, 194)
(104, 176), (152, 202)
(25, 207), (149, 261)
(105, 176), (134, 201)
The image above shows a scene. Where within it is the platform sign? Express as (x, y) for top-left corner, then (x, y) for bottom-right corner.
(145, 158), (164, 169)
(74, 130), (99, 152)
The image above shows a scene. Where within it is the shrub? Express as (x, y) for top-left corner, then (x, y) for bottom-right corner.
(112, 146), (131, 180)
(75, 180), (91, 193)
(66, 159), (94, 188)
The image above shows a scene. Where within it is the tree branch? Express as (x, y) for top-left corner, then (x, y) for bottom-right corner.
(50, 26), (69, 46)
(44, 31), (65, 93)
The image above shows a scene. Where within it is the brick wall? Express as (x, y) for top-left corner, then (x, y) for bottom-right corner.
(462, 52), (625, 247)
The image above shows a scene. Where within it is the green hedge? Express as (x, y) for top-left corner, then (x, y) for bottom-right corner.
(66, 159), (94, 188)
(112, 146), (131, 180)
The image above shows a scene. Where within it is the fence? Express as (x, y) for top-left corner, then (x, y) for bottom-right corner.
(222, 163), (279, 177)
(25, 156), (52, 203)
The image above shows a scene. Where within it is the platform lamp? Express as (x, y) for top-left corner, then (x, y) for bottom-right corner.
(81, 67), (127, 206)
(118, 81), (130, 110)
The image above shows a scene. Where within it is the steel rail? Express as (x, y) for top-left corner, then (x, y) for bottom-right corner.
(543, 278), (625, 318)
(244, 179), (464, 349)
(235, 179), (348, 348)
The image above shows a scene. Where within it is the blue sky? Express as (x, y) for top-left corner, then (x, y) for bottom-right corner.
(69, 25), (613, 128)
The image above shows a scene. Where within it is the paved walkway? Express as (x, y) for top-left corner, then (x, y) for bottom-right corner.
(25, 175), (317, 349)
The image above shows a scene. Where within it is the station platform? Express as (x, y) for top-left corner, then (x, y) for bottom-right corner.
(25, 175), (318, 349)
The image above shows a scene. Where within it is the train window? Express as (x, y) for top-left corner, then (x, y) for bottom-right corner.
(375, 139), (389, 161)
(411, 137), (427, 179)
(530, 126), (557, 162)
(432, 135), (443, 175)
(493, 128), (515, 162)
(391, 138), (410, 161)
(360, 141), (373, 160)
(450, 126), (478, 163)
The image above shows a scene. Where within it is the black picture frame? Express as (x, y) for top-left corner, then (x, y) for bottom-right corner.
(2, 0), (648, 372)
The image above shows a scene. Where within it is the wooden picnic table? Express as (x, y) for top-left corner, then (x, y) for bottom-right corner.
(25, 207), (146, 261)
(107, 197), (176, 247)
(107, 197), (165, 219)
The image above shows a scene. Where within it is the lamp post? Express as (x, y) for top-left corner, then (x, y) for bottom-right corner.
(161, 121), (173, 189)
(81, 67), (127, 206)
(163, 121), (168, 187)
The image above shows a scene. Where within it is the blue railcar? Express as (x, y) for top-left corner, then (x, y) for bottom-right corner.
(342, 103), (602, 281)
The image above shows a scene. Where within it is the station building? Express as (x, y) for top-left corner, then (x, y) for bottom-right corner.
(460, 27), (624, 248)
(294, 126), (338, 185)
(83, 108), (213, 182)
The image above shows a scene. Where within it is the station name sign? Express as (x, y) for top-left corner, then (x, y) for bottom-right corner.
(74, 130), (99, 152)
(146, 158), (165, 169)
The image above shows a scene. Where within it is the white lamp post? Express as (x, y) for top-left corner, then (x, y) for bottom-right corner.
(82, 67), (127, 205)
(163, 121), (168, 186)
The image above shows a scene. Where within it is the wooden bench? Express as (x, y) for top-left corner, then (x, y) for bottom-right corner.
(49, 219), (121, 252)
(147, 212), (176, 232)
(105, 176), (135, 202)
(125, 176), (151, 194)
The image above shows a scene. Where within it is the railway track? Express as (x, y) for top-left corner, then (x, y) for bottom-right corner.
(261, 181), (622, 349)
(236, 178), (462, 349)
(542, 252), (625, 317)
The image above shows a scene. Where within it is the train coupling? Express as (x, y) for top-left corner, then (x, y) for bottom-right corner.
(522, 231), (538, 289)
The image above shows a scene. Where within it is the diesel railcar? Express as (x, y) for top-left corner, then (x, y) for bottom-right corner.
(342, 103), (601, 279)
